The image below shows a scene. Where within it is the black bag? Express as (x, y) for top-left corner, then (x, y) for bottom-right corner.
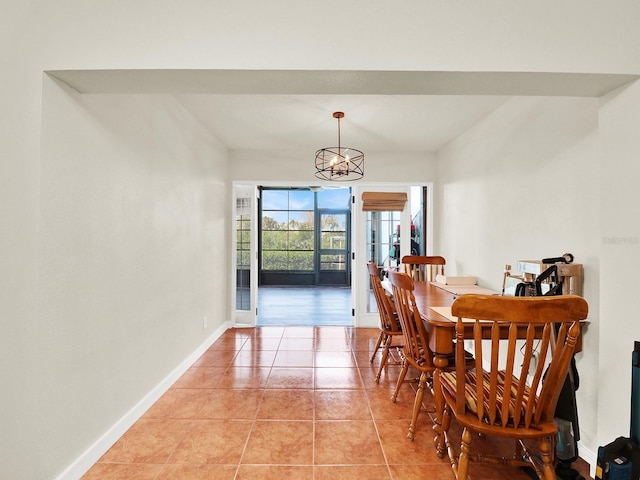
(595, 437), (639, 480)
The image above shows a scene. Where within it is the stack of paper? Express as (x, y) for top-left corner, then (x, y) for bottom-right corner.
(435, 274), (477, 286)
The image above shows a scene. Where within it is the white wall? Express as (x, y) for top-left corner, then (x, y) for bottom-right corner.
(36, 77), (229, 477)
(598, 81), (640, 445)
(4, 1), (640, 478)
(21, 2), (640, 73)
(436, 96), (601, 456)
(1, 5), (44, 477)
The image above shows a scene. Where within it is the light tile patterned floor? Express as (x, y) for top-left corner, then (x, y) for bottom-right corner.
(81, 326), (592, 480)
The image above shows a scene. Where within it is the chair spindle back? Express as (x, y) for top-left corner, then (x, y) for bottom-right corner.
(450, 294), (587, 429)
(402, 255), (446, 282)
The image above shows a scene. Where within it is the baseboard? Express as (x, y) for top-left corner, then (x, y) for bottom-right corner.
(55, 320), (232, 480)
(578, 441), (597, 478)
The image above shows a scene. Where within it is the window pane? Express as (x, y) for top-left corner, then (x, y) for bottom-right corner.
(321, 254), (346, 271)
(262, 231), (288, 250)
(289, 251), (314, 270)
(366, 211), (401, 267)
(235, 201), (251, 311)
(236, 229), (250, 243)
(321, 231), (346, 249)
(262, 211), (288, 229)
(321, 213), (346, 231)
(263, 251), (288, 270)
(288, 211), (314, 229)
(236, 250), (251, 266)
(236, 218), (249, 229)
(289, 190), (314, 210)
(289, 230), (314, 250)
(317, 187), (351, 209)
(262, 190), (289, 210)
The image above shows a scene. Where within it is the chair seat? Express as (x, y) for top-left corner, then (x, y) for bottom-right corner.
(441, 370), (533, 425)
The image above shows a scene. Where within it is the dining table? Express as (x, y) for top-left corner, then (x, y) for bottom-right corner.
(383, 278), (586, 458)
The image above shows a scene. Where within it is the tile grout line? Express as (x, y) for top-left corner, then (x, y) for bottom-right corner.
(152, 336), (243, 480)
(232, 328), (282, 480)
(353, 333), (395, 480)
(312, 333), (317, 479)
(149, 334), (248, 480)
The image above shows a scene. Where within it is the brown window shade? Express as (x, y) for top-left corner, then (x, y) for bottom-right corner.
(361, 192), (407, 211)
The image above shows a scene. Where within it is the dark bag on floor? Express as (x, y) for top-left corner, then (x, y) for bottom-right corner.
(595, 437), (640, 480)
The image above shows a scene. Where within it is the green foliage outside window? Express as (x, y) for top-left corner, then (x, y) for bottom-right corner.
(262, 192), (315, 270)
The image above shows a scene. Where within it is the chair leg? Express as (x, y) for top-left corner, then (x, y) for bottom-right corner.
(539, 437), (556, 480)
(370, 330), (386, 364)
(442, 406), (458, 477)
(375, 340), (391, 383)
(441, 401), (452, 453)
(391, 359), (409, 403)
(458, 427), (472, 480)
(407, 371), (428, 441)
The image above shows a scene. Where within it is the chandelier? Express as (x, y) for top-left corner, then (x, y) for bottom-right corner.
(315, 111), (364, 181)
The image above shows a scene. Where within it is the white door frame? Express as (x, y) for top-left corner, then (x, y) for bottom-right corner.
(351, 183), (433, 328)
(232, 183), (259, 326)
(230, 181), (433, 328)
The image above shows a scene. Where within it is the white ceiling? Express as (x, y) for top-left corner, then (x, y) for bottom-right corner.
(173, 94), (510, 152)
(49, 69), (638, 153)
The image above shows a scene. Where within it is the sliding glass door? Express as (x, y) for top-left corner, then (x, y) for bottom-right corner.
(316, 187), (351, 285)
(259, 187), (351, 286)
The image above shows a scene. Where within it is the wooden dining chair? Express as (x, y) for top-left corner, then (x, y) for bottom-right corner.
(440, 294), (588, 480)
(367, 262), (404, 383)
(402, 255), (446, 282)
(388, 270), (473, 441)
